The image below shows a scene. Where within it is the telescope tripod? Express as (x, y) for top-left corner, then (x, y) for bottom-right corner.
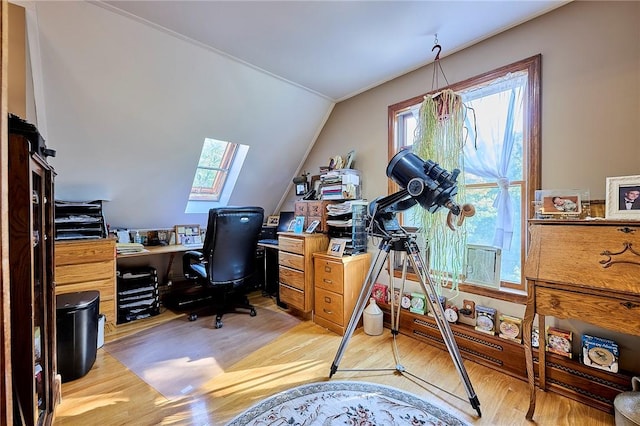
(329, 232), (482, 417)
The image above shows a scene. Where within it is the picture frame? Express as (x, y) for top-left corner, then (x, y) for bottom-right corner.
(305, 219), (320, 233)
(286, 219), (296, 232)
(605, 175), (640, 219)
(534, 189), (589, 218)
(292, 215), (305, 233)
(175, 224), (202, 246)
(266, 215), (279, 226)
(327, 238), (347, 257)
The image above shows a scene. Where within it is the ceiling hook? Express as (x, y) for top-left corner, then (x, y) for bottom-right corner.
(432, 44), (442, 61)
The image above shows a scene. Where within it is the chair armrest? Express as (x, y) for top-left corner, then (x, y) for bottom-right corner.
(183, 250), (206, 280)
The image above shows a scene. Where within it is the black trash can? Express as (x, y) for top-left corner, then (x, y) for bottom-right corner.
(56, 290), (100, 383)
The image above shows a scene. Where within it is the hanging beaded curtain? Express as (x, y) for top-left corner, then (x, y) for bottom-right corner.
(412, 40), (468, 290)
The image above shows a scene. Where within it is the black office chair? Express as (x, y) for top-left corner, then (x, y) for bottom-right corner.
(182, 206), (264, 328)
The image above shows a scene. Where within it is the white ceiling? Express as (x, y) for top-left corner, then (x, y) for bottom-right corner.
(99, 0), (569, 102)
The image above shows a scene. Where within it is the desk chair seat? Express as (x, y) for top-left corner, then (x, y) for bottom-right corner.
(182, 206), (264, 328)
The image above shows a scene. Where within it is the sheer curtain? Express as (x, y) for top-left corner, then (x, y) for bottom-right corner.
(461, 73), (526, 250)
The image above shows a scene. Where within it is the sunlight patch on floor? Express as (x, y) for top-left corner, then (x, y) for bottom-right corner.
(57, 392), (130, 416)
(141, 356), (224, 399)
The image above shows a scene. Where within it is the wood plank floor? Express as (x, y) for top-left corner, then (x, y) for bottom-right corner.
(55, 292), (615, 425)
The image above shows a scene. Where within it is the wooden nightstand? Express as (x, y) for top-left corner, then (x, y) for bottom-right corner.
(313, 252), (371, 335)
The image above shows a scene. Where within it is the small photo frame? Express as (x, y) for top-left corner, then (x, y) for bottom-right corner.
(175, 224), (202, 246)
(267, 215), (279, 226)
(606, 175), (640, 219)
(286, 219), (297, 232)
(540, 192), (581, 215)
(305, 219), (320, 233)
(327, 238), (347, 257)
(292, 216), (305, 233)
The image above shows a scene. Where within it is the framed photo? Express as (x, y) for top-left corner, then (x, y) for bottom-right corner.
(292, 215), (305, 233)
(606, 175), (640, 219)
(327, 238), (347, 257)
(535, 189), (586, 217)
(305, 219), (320, 233)
(266, 215), (279, 226)
(286, 219), (296, 232)
(175, 224), (202, 246)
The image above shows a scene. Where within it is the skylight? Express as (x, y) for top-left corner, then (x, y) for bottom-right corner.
(185, 138), (248, 213)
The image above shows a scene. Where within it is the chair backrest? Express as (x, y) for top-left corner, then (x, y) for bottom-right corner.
(202, 206), (264, 286)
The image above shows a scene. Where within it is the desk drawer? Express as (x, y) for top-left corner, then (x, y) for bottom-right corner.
(279, 236), (304, 255)
(279, 283), (304, 310)
(56, 261), (115, 285)
(315, 287), (344, 326)
(536, 287), (640, 336)
(279, 265), (304, 291)
(56, 240), (115, 265)
(279, 251), (304, 270)
(314, 258), (344, 293)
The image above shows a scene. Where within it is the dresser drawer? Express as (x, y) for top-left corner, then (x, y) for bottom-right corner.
(279, 265), (304, 291)
(279, 236), (304, 254)
(280, 283), (305, 311)
(56, 240), (115, 265)
(56, 261), (115, 285)
(279, 251), (304, 270)
(314, 258), (344, 293)
(315, 287), (345, 326)
(55, 277), (114, 300)
(295, 203), (308, 216)
(536, 286), (640, 336)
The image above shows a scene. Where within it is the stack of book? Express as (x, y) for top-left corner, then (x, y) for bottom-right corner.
(320, 169), (360, 200)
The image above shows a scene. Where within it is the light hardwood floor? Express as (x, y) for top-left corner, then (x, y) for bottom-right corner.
(55, 292), (615, 425)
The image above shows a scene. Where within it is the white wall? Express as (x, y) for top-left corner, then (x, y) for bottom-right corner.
(30, 1), (333, 229)
(296, 1), (640, 370)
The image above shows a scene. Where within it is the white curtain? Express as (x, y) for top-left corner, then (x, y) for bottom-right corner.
(461, 73), (526, 250)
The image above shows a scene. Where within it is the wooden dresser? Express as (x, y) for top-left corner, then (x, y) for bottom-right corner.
(55, 239), (117, 330)
(523, 220), (640, 419)
(278, 232), (329, 313)
(313, 252), (371, 335)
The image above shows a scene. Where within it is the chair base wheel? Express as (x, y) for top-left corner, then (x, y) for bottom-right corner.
(188, 313), (198, 321)
(250, 308), (257, 317)
(215, 320), (223, 329)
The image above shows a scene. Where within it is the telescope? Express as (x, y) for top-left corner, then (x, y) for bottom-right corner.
(368, 149), (472, 237)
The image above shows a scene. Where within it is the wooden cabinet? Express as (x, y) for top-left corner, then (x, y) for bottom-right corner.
(55, 239), (117, 330)
(294, 200), (336, 233)
(523, 220), (640, 419)
(278, 232), (328, 312)
(8, 134), (59, 425)
(313, 252), (370, 335)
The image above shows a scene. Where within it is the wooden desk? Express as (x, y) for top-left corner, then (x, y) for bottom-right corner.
(117, 244), (203, 283)
(523, 220), (640, 419)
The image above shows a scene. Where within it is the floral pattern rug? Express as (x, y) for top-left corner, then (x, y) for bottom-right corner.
(226, 380), (468, 425)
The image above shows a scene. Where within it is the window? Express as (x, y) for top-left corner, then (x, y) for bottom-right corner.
(185, 138), (249, 213)
(190, 138), (238, 201)
(388, 56), (540, 300)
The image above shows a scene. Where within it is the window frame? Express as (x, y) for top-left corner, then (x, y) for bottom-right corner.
(189, 139), (238, 202)
(387, 55), (541, 303)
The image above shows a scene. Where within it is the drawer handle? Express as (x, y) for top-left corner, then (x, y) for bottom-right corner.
(600, 242), (640, 268)
(621, 301), (640, 310)
(617, 227), (636, 234)
(323, 309), (333, 314)
(323, 279), (333, 284)
(324, 266), (332, 272)
(324, 296), (331, 303)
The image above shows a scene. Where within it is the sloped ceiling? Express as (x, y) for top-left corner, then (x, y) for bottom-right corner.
(25, 0), (566, 229)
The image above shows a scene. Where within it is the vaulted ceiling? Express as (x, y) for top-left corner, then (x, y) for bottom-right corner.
(24, 1), (567, 229)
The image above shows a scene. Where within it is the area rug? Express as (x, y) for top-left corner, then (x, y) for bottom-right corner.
(104, 306), (300, 400)
(226, 381), (468, 425)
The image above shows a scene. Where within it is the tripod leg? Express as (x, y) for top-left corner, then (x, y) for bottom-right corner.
(405, 239), (482, 417)
(330, 240), (392, 377)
